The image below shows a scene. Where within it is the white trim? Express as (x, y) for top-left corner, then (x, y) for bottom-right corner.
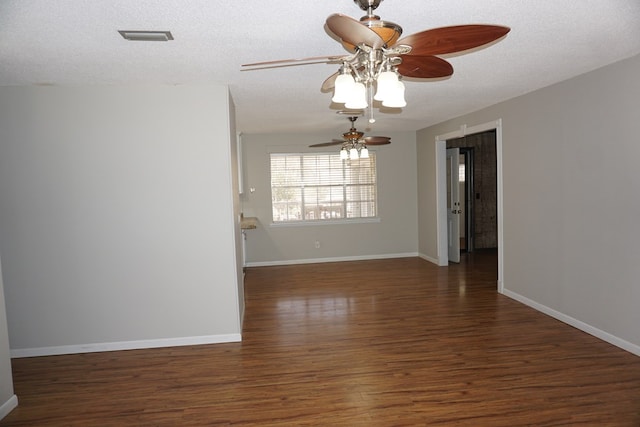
(0, 395), (18, 420)
(435, 119), (504, 285)
(10, 334), (242, 358)
(435, 140), (448, 266)
(495, 119), (505, 292)
(502, 289), (640, 357)
(270, 217), (381, 227)
(246, 252), (419, 268)
(418, 252), (440, 265)
(237, 132), (244, 195)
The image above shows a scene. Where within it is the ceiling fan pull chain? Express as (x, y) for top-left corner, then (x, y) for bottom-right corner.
(368, 85), (376, 123)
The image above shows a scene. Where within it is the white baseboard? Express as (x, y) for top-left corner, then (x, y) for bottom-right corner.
(0, 395), (18, 420)
(501, 288), (640, 357)
(10, 333), (242, 358)
(245, 252), (419, 268)
(418, 253), (440, 265)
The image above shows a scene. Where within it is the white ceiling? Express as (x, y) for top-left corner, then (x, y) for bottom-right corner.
(1, 0), (639, 135)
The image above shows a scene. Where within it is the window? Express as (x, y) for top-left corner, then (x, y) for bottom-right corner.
(270, 152), (377, 223)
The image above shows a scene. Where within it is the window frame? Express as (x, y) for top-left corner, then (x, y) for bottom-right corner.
(269, 151), (379, 226)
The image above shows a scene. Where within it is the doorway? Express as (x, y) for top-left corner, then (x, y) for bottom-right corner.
(447, 131), (497, 258)
(435, 120), (504, 292)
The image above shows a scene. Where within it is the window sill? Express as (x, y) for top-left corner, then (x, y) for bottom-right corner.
(270, 217), (381, 227)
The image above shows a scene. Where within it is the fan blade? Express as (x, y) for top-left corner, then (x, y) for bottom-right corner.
(242, 54), (346, 69)
(241, 61), (338, 71)
(395, 25), (510, 56)
(397, 55), (453, 79)
(326, 14), (384, 50)
(309, 139), (345, 148)
(363, 136), (391, 145)
(322, 72), (339, 91)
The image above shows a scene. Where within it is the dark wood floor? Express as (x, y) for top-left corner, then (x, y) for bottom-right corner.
(3, 251), (640, 426)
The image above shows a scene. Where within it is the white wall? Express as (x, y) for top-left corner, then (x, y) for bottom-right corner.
(417, 54), (640, 354)
(227, 95), (245, 326)
(0, 85), (242, 356)
(0, 258), (17, 419)
(240, 131), (418, 265)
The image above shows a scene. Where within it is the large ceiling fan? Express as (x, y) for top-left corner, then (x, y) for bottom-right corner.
(309, 115), (390, 160)
(242, 0), (510, 121)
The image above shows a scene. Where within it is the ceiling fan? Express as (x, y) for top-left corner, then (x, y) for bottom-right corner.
(309, 116), (390, 160)
(242, 0), (510, 120)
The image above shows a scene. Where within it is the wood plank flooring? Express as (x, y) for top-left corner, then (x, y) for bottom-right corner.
(3, 251), (640, 426)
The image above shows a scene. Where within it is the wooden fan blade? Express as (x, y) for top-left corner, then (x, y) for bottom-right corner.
(322, 72), (339, 91)
(395, 25), (510, 56)
(242, 54), (346, 69)
(363, 136), (391, 145)
(397, 55), (453, 79)
(309, 139), (345, 148)
(326, 14), (384, 50)
(241, 61), (338, 71)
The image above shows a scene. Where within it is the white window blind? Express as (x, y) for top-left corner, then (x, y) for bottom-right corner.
(270, 152), (377, 223)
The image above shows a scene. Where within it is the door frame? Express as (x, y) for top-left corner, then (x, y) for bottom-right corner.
(446, 147), (461, 263)
(435, 119), (504, 293)
(458, 147), (475, 253)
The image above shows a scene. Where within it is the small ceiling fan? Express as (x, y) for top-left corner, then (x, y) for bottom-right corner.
(310, 116), (389, 160)
(242, 0), (510, 116)
(310, 116), (390, 147)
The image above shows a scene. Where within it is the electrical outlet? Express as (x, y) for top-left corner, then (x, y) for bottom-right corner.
(314, 240), (321, 249)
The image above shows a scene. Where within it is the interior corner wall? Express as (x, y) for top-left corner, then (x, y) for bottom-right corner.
(0, 258), (17, 419)
(239, 131), (419, 265)
(0, 85), (241, 355)
(227, 94), (245, 327)
(417, 53), (640, 354)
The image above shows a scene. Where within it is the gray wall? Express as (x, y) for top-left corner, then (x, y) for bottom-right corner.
(0, 85), (243, 355)
(417, 54), (640, 353)
(240, 131), (418, 265)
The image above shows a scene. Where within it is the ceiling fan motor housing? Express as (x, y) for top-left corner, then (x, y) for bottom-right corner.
(340, 17), (402, 51)
(361, 18), (402, 46)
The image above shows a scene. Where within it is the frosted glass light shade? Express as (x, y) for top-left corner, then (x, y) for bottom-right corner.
(360, 147), (369, 158)
(382, 81), (406, 108)
(345, 82), (368, 109)
(340, 148), (349, 160)
(349, 147), (359, 159)
(332, 73), (356, 103)
(374, 71), (398, 102)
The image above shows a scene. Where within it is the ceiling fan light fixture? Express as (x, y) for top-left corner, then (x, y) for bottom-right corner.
(242, 2), (509, 127)
(332, 72), (356, 103)
(345, 82), (368, 109)
(374, 70), (398, 101)
(382, 80), (406, 108)
(340, 147), (349, 160)
(360, 146), (369, 158)
(349, 147), (360, 159)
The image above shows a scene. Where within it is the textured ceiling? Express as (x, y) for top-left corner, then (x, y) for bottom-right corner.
(1, 0), (639, 135)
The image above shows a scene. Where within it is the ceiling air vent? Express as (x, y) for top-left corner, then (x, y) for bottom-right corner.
(118, 30), (173, 41)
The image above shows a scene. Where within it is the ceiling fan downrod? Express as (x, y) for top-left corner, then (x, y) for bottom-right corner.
(354, 0), (384, 22)
(354, 0), (382, 16)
